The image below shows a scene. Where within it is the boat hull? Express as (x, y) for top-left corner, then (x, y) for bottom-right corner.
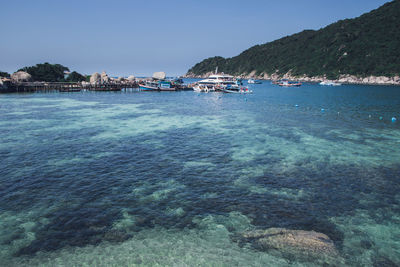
(159, 87), (176, 91)
(139, 85), (159, 91)
(139, 83), (176, 91)
(222, 88), (253, 94)
(248, 80), (262, 84)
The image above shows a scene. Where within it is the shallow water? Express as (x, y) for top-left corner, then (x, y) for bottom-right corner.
(0, 81), (400, 266)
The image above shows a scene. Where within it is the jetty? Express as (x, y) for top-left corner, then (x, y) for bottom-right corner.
(0, 70), (192, 93)
(0, 81), (139, 93)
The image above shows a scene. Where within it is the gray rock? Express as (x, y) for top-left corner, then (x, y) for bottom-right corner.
(127, 75), (136, 81)
(103, 230), (132, 243)
(240, 228), (342, 264)
(101, 71), (110, 83)
(90, 72), (101, 84)
(11, 71), (32, 82)
(152, 72), (166, 80)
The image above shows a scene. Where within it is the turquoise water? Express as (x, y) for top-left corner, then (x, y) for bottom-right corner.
(0, 81), (400, 266)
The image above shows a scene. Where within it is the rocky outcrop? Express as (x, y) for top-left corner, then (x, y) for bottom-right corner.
(336, 74), (400, 85)
(185, 71), (400, 86)
(247, 70), (257, 78)
(239, 228), (343, 264)
(127, 75), (136, 82)
(11, 71), (32, 82)
(101, 71), (110, 83)
(152, 72), (166, 80)
(90, 72), (101, 84)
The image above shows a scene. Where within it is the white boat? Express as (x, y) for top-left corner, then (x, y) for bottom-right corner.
(278, 80), (302, 87)
(198, 74), (236, 85)
(248, 79), (262, 84)
(193, 84), (215, 93)
(197, 74), (243, 91)
(139, 80), (176, 91)
(221, 87), (253, 94)
(320, 81), (341, 86)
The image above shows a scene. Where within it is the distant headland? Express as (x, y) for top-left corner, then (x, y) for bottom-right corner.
(185, 0), (400, 86)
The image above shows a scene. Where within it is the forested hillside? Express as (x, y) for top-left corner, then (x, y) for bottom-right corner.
(187, 0), (400, 79)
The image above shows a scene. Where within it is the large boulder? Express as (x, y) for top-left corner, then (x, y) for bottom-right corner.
(152, 71), (166, 80)
(11, 71), (32, 82)
(101, 71), (110, 83)
(90, 72), (101, 84)
(240, 228), (341, 264)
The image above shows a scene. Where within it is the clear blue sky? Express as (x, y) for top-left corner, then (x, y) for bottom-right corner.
(0, 0), (390, 77)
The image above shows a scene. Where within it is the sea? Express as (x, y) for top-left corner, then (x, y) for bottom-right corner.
(0, 80), (399, 266)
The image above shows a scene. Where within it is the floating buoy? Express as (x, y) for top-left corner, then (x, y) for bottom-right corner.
(295, 104), (299, 107)
(379, 116), (383, 120)
(392, 117), (397, 122)
(321, 108), (325, 112)
(337, 112), (340, 115)
(369, 115), (372, 118)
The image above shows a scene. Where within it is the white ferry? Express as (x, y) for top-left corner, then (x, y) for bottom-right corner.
(198, 74), (237, 86)
(196, 74), (250, 93)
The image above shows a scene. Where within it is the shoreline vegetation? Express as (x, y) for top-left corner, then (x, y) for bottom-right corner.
(186, 1), (400, 86)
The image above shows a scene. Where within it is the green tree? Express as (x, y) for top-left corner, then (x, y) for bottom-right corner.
(19, 62), (69, 82)
(66, 71), (86, 82)
(0, 71), (10, 78)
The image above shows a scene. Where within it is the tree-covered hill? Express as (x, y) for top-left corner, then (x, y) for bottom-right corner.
(187, 0), (400, 79)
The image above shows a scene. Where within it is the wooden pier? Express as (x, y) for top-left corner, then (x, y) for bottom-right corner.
(1, 81), (139, 93)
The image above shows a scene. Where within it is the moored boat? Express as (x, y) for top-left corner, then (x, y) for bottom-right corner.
(248, 79), (262, 84)
(193, 84), (215, 92)
(139, 80), (175, 91)
(278, 80), (302, 87)
(196, 74), (243, 92)
(193, 73), (253, 93)
(139, 71), (177, 91)
(221, 86), (253, 94)
(320, 81), (342, 86)
(170, 78), (192, 90)
(139, 80), (159, 91)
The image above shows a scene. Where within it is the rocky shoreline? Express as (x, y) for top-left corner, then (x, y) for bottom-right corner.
(184, 72), (400, 86)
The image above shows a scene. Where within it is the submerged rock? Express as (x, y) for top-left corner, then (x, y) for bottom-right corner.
(240, 228), (342, 264)
(103, 230), (132, 243)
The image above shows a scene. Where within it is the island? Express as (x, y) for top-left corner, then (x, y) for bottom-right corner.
(185, 0), (400, 86)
